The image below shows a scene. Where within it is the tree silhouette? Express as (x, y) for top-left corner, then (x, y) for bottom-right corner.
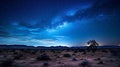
(87, 40), (99, 53)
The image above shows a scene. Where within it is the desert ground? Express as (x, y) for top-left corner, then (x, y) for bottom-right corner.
(0, 48), (120, 67)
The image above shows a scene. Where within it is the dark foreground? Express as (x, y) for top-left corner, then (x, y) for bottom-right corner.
(0, 46), (120, 67)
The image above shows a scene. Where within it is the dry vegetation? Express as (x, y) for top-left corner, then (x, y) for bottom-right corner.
(0, 49), (120, 67)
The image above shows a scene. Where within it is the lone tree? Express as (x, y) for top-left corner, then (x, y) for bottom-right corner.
(87, 40), (99, 53)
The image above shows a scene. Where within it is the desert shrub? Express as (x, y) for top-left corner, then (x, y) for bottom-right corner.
(56, 51), (61, 54)
(21, 49), (30, 53)
(79, 59), (91, 67)
(43, 62), (49, 67)
(58, 61), (63, 64)
(74, 50), (78, 53)
(109, 59), (114, 62)
(94, 58), (101, 61)
(97, 60), (104, 64)
(61, 64), (75, 67)
(0, 59), (14, 67)
(40, 50), (45, 53)
(51, 50), (56, 53)
(14, 54), (24, 60)
(72, 53), (76, 56)
(63, 53), (71, 57)
(36, 54), (51, 61)
(0, 50), (2, 53)
(56, 56), (60, 58)
(30, 50), (36, 54)
(101, 49), (108, 53)
(83, 51), (86, 54)
(54, 54), (57, 56)
(79, 49), (85, 52)
(13, 51), (18, 55)
(72, 58), (77, 61)
(54, 54), (60, 58)
(110, 49), (120, 57)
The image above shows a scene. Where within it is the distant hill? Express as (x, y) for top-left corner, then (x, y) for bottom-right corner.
(0, 44), (120, 49)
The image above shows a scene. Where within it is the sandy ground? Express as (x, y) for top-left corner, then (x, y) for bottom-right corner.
(0, 49), (120, 67)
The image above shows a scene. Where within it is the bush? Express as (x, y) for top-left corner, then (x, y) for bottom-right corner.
(79, 59), (91, 67)
(36, 54), (51, 61)
(14, 54), (23, 60)
(72, 58), (77, 61)
(94, 58), (101, 61)
(0, 59), (14, 67)
(74, 50), (78, 53)
(72, 53), (76, 56)
(43, 62), (49, 67)
(97, 60), (104, 64)
(110, 49), (120, 57)
(31, 50), (36, 54)
(63, 54), (71, 57)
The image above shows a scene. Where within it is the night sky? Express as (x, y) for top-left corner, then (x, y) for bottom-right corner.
(0, 0), (120, 46)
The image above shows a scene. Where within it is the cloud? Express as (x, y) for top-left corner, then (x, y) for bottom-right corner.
(36, 39), (57, 45)
(0, 35), (70, 46)
(0, 19), (51, 38)
(0, 30), (10, 37)
(55, 36), (65, 38)
(1, 0), (119, 39)
(53, 0), (120, 25)
(18, 19), (51, 30)
(0, 0), (120, 46)
(0, 36), (56, 46)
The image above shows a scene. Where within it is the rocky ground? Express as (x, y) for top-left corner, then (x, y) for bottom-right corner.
(0, 49), (120, 67)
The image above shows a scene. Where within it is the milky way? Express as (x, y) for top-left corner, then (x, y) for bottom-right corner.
(0, 0), (120, 46)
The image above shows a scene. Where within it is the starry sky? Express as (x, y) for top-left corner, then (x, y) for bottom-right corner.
(0, 0), (120, 46)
